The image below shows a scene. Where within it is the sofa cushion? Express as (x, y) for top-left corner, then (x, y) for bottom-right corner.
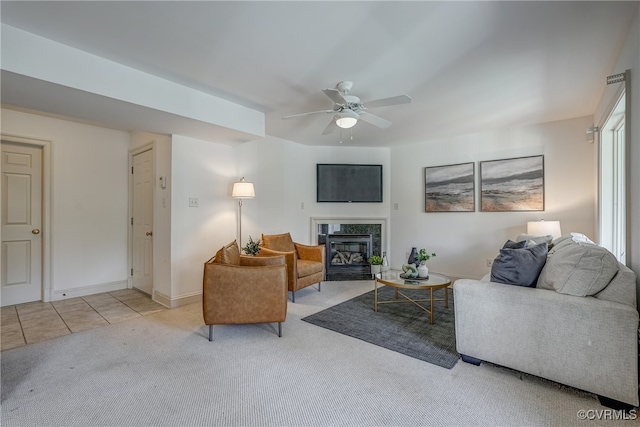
(490, 242), (548, 287)
(536, 240), (619, 297)
(262, 233), (296, 253)
(594, 263), (637, 307)
(297, 259), (323, 278)
(214, 240), (241, 265)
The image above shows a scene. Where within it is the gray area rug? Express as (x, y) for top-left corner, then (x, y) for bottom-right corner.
(302, 286), (458, 369)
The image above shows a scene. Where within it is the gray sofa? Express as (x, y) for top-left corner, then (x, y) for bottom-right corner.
(454, 234), (639, 407)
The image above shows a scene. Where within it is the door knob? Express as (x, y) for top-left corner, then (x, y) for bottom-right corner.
(32, 229), (40, 235)
(146, 231), (153, 236)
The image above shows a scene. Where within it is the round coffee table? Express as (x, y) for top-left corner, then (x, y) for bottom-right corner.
(374, 271), (451, 325)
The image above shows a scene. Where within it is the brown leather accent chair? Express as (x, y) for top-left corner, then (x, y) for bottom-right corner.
(203, 240), (287, 341)
(258, 233), (325, 302)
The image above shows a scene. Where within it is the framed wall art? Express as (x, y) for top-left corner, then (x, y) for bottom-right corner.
(424, 162), (475, 212)
(480, 155), (544, 212)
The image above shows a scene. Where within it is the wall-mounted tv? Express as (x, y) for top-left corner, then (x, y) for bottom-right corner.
(317, 164), (383, 203)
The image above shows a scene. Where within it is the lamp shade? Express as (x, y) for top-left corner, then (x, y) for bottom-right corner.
(232, 177), (255, 199)
(527, 220), (562, 239)
(335, 110), (359, 129)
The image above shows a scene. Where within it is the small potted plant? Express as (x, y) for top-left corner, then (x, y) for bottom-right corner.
(417, 249), (436, 278)
(368, 254), (383, 276)
(243, 235), (261, 256)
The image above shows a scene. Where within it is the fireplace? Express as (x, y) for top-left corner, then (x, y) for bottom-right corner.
(313, 218), (385, 281)
(325, 234), (372, 280)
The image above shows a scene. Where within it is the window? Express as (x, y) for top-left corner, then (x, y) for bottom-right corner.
(599, 92), (626, 263)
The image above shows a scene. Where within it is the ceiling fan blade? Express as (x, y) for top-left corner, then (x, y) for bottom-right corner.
(282, 109), (334, 119)
(322, 88), (347, 105)
(321, 118), (337, 135)
(364, 94), (411, 109)
(359, 112), (392, 129)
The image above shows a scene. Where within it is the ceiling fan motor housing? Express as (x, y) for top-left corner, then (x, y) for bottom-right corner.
(336, 80), (353, 94)
(343, 95), (363, 111)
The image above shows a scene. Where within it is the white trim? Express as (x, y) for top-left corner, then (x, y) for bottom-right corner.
(1, 133), (53, 302)
(310, 216), (388, 255)
(153, 290), (201, 309)
(51, 280), (128, 301)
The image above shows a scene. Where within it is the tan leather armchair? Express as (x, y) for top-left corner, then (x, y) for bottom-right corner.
(203, 240), (287, 341)
(258, 233), (325, 302)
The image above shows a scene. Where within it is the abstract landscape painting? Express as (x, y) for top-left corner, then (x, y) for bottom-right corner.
(425, 162), (475, 212)
(480, 156), (544, 211)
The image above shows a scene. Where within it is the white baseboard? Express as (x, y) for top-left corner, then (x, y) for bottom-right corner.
(50, 281), (202, 308)
(153, 290), (201, 308)
(51, 280), (129, 301)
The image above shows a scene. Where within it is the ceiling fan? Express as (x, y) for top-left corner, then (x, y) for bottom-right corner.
(282, 81), (411, 135)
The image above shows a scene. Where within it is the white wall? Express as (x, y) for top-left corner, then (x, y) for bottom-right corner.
(1, 108), (130, 298)
(184, 120), (596, 292)
(170, 134), (236, 305)
(0, 110), (603, 304)
(236, 136), (391, 246)
(390, 116), (595, 279)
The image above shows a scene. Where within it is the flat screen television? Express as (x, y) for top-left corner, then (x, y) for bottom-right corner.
(316, 164), (383, 203)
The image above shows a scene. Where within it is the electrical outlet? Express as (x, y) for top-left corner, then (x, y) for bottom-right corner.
(189, 197), (199, 207)
(486, 258), (493, 267)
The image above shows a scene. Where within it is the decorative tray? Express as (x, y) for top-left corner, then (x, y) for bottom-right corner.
(399, 273), (429, 280)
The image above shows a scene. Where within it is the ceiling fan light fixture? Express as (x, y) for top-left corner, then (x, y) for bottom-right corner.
(335, 110), (359, 129)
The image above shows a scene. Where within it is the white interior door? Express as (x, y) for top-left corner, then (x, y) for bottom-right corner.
(1, 142), (42, 306)
(132, 149), (153, 295)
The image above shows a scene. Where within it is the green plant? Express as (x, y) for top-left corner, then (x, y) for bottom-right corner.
(368, 255), (383, 265)
(417, 249), (436, 262)
(243, 235), (261, 256)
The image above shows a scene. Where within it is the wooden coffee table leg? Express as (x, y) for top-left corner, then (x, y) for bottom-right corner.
(374, 279), (378, 312)
(429, 288), (434, 324)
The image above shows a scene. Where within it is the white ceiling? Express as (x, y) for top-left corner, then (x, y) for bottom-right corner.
(1, 1), (638, 147)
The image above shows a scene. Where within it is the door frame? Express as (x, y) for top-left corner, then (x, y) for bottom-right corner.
(128, 142), (155, 294)
(1, 133), (52, 302)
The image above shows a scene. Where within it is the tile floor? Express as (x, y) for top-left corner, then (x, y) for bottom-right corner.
(1, 289), (166, 351)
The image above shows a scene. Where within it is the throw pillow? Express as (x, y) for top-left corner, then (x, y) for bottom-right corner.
(516, 233), (553, 245)
(570, 232), (596, 244)
(536, 240), (619, 296)
(502, 240), (528, 249)
(213, 240), (241, 265)
(490, 242), (548, 287)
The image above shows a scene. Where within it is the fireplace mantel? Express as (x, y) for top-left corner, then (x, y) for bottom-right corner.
(310, 217), (387, 253)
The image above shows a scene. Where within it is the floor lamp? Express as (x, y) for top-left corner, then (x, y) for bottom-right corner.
(232, 177), (255, 247)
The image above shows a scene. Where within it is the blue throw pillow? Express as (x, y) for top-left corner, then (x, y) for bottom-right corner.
(490, 242), (548, 287)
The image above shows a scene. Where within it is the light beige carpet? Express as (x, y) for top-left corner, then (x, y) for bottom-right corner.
(1, 280), (634, 426)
